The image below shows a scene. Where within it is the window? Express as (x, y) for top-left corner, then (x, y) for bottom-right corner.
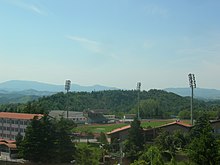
(6, 119), (11, 124)
(15, 120), (18, 124)
(24, 120), (28, 125)
(11, 120), (15, 124)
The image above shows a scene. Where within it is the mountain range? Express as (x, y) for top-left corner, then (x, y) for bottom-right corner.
(0, 80), (117, 104)
(0, 80), (117, 93)
(164, 88), (220, 100)
(0, 80), (220, 104)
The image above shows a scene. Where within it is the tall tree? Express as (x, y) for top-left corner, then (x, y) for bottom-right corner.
(138, 146), (164, 165)
(188, 113), (220, 165)
(75, 144), (101, 165)
(19, 115), (76, 163)
(20, 116), (56, 163)
(53, 117), (76, 163)
(124, 117), (144, 161)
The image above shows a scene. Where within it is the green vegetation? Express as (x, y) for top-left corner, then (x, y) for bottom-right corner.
(141, 120), (174, 128)
(73, 123), (128, 133)
(127, 114), (220, 165)
(188, 114), (220, 164)
(75, 143), (101, 165)
(73, 120), (174, 134)
(124, 117), (144, 162)
(1, 89), (220, 120)
(19, 115), (76, 163)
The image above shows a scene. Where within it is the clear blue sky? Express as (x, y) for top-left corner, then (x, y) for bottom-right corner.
(1, 0), (220, 90)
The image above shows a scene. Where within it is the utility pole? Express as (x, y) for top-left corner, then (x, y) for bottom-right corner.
(188, 74), (196, 125)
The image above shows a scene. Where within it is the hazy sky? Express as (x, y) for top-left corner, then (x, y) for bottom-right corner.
(1, 0), (220, 90)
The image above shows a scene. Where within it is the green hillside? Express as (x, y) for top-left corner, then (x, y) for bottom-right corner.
(1, 89), (220, 119)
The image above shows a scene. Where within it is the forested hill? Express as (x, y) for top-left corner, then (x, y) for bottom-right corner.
(1, 89), (220, 118)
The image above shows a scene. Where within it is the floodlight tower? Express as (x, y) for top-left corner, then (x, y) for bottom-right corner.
(137, 82), (141, 120)
(65, 80), (71, 118)
(65, 80), (71, 93)
(188, 74), (196, 125)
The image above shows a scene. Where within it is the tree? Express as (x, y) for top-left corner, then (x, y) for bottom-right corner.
(178, 110), (190, 119)
(131, 160), (148, 165)
(98, 132), (108, 145)
(19, 115), (76, 163)
(124, 117), (144, 161)
(188, 113), (220, 165)
(75, 144), (101, 165)
(138, 146), (164, 165)
(139, 99), (160, 118)
(20, 116), (57, 163)
(15, 132), (23, 158)
(53, 117), (76, 163)
(155, 130), (188, 160)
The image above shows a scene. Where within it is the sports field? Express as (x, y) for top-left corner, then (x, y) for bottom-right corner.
(73, 119), (182, 134)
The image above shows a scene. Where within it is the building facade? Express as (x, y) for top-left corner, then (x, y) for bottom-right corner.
(49, 110), (87, 124)
(0, 112), (43, 140)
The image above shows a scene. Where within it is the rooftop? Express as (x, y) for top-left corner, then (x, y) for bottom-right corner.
(158, 121), (192, 128)
(107, 125), (131, 135)
(0, 112), (43, 120)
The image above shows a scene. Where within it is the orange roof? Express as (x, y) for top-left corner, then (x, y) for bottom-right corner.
(0, 139), (16, 144)
(0, 139), (17, 149)
(0, 142), (16, 149)
(157, 121), (192, 128)
(107, 125), (131, 135)
(0, 112), (43, 120)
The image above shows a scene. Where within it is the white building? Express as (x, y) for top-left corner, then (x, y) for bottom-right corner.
(0, 112), (43, 140)
(49, 110), (87, 124)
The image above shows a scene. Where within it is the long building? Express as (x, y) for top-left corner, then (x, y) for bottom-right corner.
(0, 112), (43, 140)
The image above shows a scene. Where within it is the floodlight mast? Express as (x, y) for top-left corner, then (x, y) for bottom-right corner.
(65, 80), (71, 118)
(65, 80), (71, 93)
(137, 82), (141, 120)
(188, 74), (196, 125)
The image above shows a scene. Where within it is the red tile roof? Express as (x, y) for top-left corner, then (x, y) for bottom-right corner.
(0, 139), (16, 149)
(107, 125), (131, 135)
(0, 142), (16, 149)
(107, 121), (192, 135)
(0, 112), (43, 120)
(158, 121), (192, 128)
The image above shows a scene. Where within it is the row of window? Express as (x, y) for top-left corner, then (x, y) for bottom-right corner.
(0, 126), (26, 133)
(0, 133), (17, 140)
(0, 118), (30, 125)
(72, 117), (87, 121)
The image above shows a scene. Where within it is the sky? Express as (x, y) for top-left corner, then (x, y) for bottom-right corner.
(0, 0), (220, 90)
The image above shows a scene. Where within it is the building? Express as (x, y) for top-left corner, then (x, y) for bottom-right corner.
(84, 109), (110, 124)
(49, 110), (87, 124)
(107, 121), (192, 143)
(0, 139), (18, 160)
(123, 114), (136, 123)
(103, 115), (116, 123)
(106, 125), (131, 143)
(0, 112), (43, 140)
(107, 120), (220, 143)
(143, 121), (192, 141)
(210, 120), (220, 134)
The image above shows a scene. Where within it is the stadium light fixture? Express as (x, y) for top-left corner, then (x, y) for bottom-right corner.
(65, 80), (71, 118)
(188, 73), (196, 125)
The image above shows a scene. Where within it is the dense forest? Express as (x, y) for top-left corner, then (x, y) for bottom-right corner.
(1, 89), (220, 119)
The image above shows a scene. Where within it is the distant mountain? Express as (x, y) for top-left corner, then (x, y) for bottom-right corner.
(0, 93), (39, 104)
(0, 80), (117, 92)
(165, 88), (220, 100)
(0, 80), (117, 104)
